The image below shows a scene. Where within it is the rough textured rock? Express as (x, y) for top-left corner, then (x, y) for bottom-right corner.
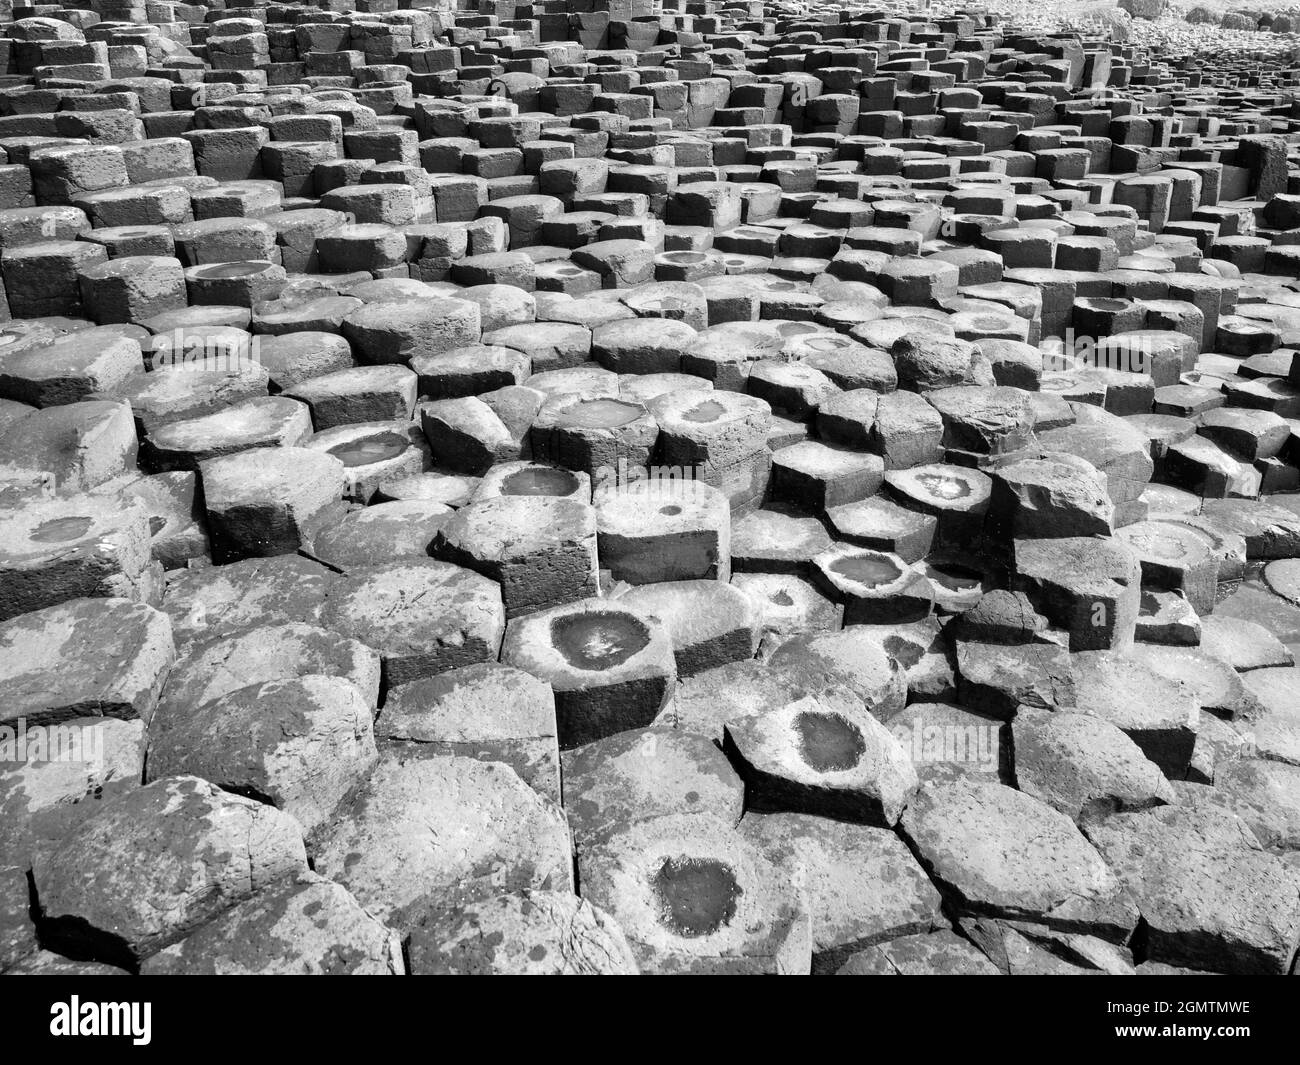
(577, 812), (811, 974)
(33, 776), (308, 968)
(408, 891), (638, 975)
(900, 780), (1139, 942)
(141, 873), (403, 975)
(1088, 805), (1300, 975)
(1012, 709), (1175, 824)
(0, 597), (174, 728)
(312, 754), (573, 935)
(562, 727), (744, 847)
(741, 811), (944, 973)
(146, 675), (378, 837)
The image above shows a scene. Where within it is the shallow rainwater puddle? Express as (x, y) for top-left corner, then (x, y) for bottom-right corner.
(652, 856), (741, 937)
(327, 432), (408, 467)
(551, 611), (649, 671)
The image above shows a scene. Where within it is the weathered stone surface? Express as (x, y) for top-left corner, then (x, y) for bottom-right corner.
(836, 930), (1000, 975)
(313, 754), (573, 935)
(146, 675), (377, 837)
(433, 496), (598, 618)
(577, 812), (811, 974)
(1013, 536), (1142, 652)
(900, 780), (1139, 941)
(0, 597), (173, 729)
(408, 891), (638, 975)
(724, 686), (918, 826)
(501, 598), (676, 749)
(766, 628), (907, 719)
(33, 776), (308, 968)
(1071, 650), (1200, 775)
(160, 554), (336, 652)
(1013, 709), (1175, 824)
(321, 560), (505, 687)
(377, 662), (559, 802)
(0, 494), (158, 621)
(741, 811), (944, 973)
(141, 873), (403, 975)
(614, 580), (761, 677)
(563, 727), (744, 847)
(1088, 805), (1300, 974)
(153, 621), (380, 745)
(0, 716), (144, 871)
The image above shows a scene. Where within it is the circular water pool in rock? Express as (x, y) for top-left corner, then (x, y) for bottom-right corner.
(651, 856), (742, 938)
(500, 466), (580, 497)
(830, 553), (903, 588)
(29, 515), (93, 543)
(659, 504), (683, 516)
(551, 611), (650, 671)
(201, 262), (269, 279)
(682, 399), (726, 423)
(793, 710), (866, 773)
(563, 399), (643, 429)
(915, 472), (972, 501)
(327, 432), (409, 468)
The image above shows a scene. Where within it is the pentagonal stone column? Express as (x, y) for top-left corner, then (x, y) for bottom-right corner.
(160, 555), (338, 653)
(1114, 519), (1220, 615)
(420, 388), (543, 475)
(152, 622), (381, 746)
(343, 296), (481, 363)
(562, 723), (744, 847)
(78, 255), (187, 326)
(142, 396), (314, 472)
(771, 441), (884, 511)
(285, 366), (418, 430)
(884, 463), (992, 550)
(312, 501), (452, 570)
(32, 777), (307, 969)
(0, 329), (140, 407)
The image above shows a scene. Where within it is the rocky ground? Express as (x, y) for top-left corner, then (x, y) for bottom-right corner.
(0, 0), (1299, 977)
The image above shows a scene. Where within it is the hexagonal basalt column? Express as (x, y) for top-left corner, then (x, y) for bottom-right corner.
(432, 495), (598, 619)
(501, 598), (676, 749)
(529, 393), (659, 479)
